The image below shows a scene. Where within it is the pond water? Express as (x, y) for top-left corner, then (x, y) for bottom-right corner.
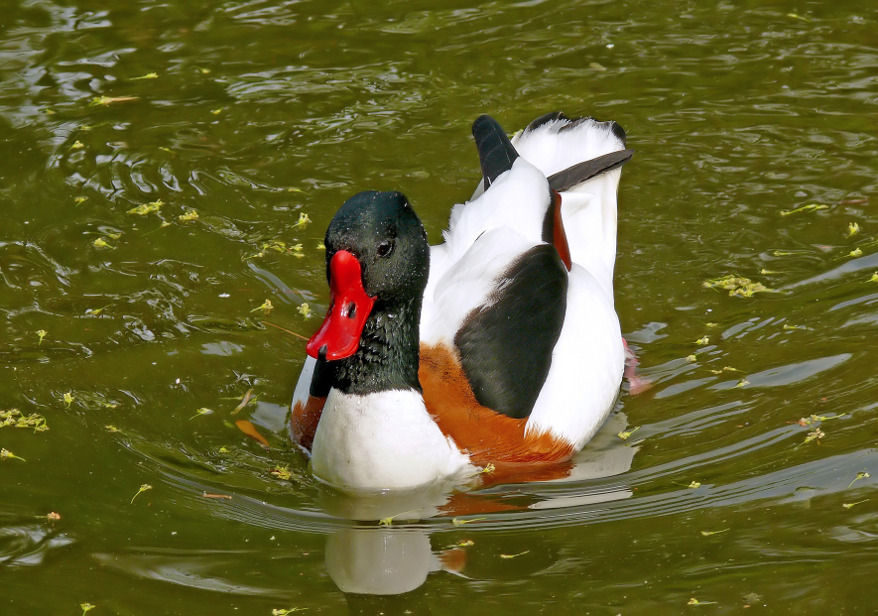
(2, 0), (877, 613)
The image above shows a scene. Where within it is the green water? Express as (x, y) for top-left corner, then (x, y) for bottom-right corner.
(2, 1), (877, 613)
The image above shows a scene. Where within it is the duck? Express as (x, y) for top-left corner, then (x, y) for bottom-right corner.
(290, 112), (633, 491)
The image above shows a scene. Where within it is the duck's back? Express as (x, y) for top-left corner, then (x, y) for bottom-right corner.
(420, 113), (629, 457)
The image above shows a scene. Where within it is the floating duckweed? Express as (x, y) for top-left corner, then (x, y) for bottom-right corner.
(105, 425), (122, 433)
(378, 509), (420, 526)
(849, 247), (863, 257)
(848, 222), (860, 237)
(36, 330), (48, 345)
(848, 471), (870, 488)
(92, 237), (111, 248)
(270, 465), (292, 480)
(178, 209), (199, 222)
(293, 213), (311, 228)
(452, 517), (486, 526)
(687, 597), (717, 606)
(1, 448), (26, 461)
(130, 484), (152, 503)
(210, 107), (224, 115)
(686, 354), (698, 363)
(272, 609), (306, 615)
(687, 481), (702, 489)
(843, 499), (868, 510)
(86, 306), (108, 317)
(779, 203), (827, 216)
(70, 141), (84, 150)
(130, 72), (158, 80)
(499, 550), (530, 559)
(62, 392), (74, 408)
(190, 407), (214, 420)
(871, 272), (878, 283)
(298, 303), (312, 319)
(734, 379), (749, 388)
(617, 426), (640, 440)
(708, 366), (740, 374)
(80, 603), (96, 616)
(127, 200), (164, 216)
(699, 528), (729, 537)
(798, 413), (844, 426)
(703, 275), (773, 297)
(265, 240), (289, 253)
(74, 196), (88, 205)
(91, 95), (139, 106)
(251, 299), (274, 314)
(1, 409), (49, 432)
(803, 428), (825, 444)
(244, 240), (305, 260)
(695, 336), (709, 345)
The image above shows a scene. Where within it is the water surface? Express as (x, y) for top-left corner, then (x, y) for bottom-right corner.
(2, 1), (877, 613)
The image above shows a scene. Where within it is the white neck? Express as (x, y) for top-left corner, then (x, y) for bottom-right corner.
(310, 389), (473, 491)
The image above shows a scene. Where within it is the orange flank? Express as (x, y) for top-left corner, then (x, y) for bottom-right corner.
(419, 343), (575, 467)
(290, 346), (575, 483)
(291, 395), (326, 450)
(549, 189), (572, 271)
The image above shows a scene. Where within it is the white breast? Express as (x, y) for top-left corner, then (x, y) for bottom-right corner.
(310, 389), (474, 491)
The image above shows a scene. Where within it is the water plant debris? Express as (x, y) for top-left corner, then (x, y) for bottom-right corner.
(703, 275), (773, 297)
(130, 484), (152, 503)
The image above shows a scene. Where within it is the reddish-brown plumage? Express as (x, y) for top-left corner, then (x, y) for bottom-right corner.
(290, 345), (575, 480)
(419, 343), (575, 467)
(291, 395), (326, 450)
(550, 189), (572, 271)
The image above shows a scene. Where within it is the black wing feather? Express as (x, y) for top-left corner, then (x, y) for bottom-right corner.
(454, 245), (567, 419)
(547, 149), (634, 193)
(472, 115), (520, 191)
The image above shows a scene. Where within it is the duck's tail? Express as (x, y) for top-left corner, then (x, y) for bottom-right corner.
(512, 112), (632, 297)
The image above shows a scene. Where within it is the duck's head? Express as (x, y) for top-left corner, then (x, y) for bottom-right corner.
(306, 190), (429, 371)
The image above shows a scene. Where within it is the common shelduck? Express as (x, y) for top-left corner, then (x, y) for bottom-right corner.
(290, 112), (632, 491)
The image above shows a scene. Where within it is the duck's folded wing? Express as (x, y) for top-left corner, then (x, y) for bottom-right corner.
(453, 243), (568, 419)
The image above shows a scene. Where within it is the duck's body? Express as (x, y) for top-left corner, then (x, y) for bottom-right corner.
(291, 113), (631, 491)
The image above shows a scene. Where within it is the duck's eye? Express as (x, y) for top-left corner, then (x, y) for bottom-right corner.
(377, 239), (394, 258)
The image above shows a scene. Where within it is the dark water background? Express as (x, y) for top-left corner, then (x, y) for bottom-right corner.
(2, 1), (877, 613)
